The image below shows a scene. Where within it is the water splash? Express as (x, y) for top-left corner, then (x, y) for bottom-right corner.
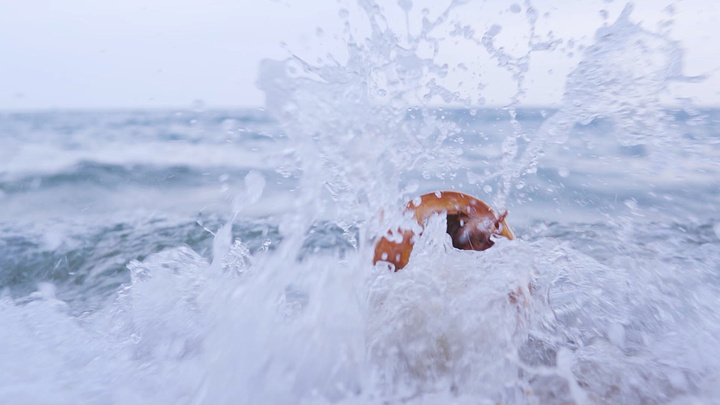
(1, 1), (719, 404)
(249, 1), (720, 403)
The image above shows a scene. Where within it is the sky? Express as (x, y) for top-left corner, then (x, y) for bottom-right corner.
(1, 0), (718, 110)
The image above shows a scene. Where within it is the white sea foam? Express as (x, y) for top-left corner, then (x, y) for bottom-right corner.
(1, 1), (719, 404)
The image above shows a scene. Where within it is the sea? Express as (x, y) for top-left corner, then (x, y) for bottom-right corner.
(2, 3), (720, 405)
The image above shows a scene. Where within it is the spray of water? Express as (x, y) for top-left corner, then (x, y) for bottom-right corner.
(243, 1), (720, 403)
(2, 1), (720, 404)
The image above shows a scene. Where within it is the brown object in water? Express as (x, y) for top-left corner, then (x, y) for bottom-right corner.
(373, 191), (515, 270)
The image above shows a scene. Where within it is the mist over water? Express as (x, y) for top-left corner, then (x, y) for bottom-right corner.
(2, 1), (720, 404)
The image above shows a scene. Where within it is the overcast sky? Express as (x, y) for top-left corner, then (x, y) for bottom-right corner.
(1, 0), (718, 110)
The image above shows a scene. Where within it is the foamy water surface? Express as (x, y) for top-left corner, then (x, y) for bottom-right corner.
(2, 1), (720, 404)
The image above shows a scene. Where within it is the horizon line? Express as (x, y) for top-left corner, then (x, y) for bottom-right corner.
(3, 103), (720, 114)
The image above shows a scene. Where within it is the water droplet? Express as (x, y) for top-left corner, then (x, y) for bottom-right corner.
(338, 8), (349, 18)
(509, 4), (521, 13)
(315, 27), (324, 37)
(483, 185), (493, 193)
(403, 180), (419, 194)
(233, 171), (266, 213)
(525, 6), (538, 23)
(378, 89), (387, 96)
(624, 199), (638, 210)
(244, 171), (266, 204)
(558, 167), (570, 177)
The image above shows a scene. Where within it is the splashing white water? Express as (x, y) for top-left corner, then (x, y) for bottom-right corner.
(2, 1), (720, 405)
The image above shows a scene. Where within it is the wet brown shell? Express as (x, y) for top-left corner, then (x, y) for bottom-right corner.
(373, 191), (515, 271)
